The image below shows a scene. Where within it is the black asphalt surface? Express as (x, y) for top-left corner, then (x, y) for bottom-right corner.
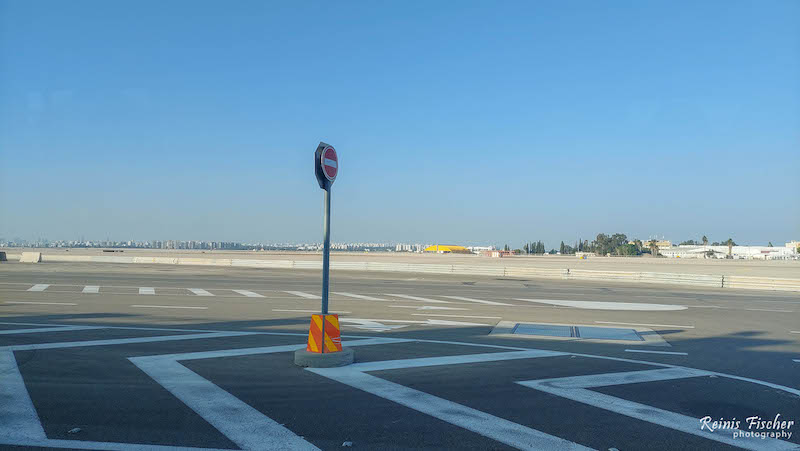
(1, 262), (798, 450)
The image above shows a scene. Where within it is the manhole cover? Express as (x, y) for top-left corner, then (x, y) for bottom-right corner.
(513, 324), (572, 337)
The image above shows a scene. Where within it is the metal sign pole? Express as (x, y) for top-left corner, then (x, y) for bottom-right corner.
(321, 185), (331, 315)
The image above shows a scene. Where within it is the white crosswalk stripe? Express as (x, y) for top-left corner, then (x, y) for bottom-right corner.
(284, 291), (321, 299)
(82, 285), (99, 294)
(385, 294), (452, 304)
(439, 296), (512, 306)
(27, 284), (49, 292)
(232, 290), (264, 298)
(188, 288), (214, 296)
(333, 292), (390, 302)
(139, 287), (155, 295)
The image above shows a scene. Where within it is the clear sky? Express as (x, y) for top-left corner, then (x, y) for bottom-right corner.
(1, 1), (798, 247)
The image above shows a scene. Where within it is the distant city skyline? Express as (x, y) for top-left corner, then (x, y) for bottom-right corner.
(1, 1), (798, 246)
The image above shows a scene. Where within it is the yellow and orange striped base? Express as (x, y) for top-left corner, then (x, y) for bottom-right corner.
(306, 314), (343, 353)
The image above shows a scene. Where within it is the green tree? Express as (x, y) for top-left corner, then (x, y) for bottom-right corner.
(702, 235), (708, 246)
(648, 239), (659, 256)
(768, 242), (773, 247)
(725, 238), (735, 257)
(615, 243), (639, 256)
(523, 243), (529, 254)
(504, 244), (510, 251)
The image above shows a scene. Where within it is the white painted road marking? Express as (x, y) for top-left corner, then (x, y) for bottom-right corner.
(385, 294), (452, 304)
(519, 369), (795, 450)
(624, 349), (688, 356)
(0, 351), (47, 442)
(745, 308), (794, 313)
(333, 292), (390, 302)
(595, 321), (695, 329)
(131, 305), (208, 310)
(188, 288), (214, 296)
(793, 359), (800, 363)
(340, 317), (490, 327)
(139, 287), (155, 295)
(308, 349), (587, 451)
(389, 305), (469, 311)
(0, 326), (102, 335)
(82, 285), (99, 294)
(26, 284), (49, 292)
(412, 313), (501, 319)
(515, 298), (687, 311)
(439, 295), (512, 306)
(283, 291), (320, 299)
(4, 301), (77, 306)
(0, 331), (259, 352)
(128, 339), (403, 450)
(232, 290), (264, 298)
(130, 353), (319, 451)
(273, 309), (351, 314)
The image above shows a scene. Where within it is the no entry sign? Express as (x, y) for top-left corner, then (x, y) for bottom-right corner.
(321, 146), (338, 181)
(314, 142), (338, 189)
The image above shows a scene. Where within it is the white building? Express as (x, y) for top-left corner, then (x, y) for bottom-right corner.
(660, 245), (797, 260)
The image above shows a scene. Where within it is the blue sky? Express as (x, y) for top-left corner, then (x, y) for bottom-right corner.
(1, 0), (798, 247)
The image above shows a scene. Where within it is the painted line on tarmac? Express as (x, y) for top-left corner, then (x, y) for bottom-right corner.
(138, 287), (155, 295)
(333, 292), (391, 302)
(273, 309), (351, 314)
(283, 291), (320, 299)
(389, 305), (469, 311)
(690, 305), (727, 309)
(384, 294), (453, 304)
(4, 301), (77, 306)
(518, 369), (794, 450)
(81, 285), (99, 294)
(131, 305), (208, 310)
(624, 349), (688, 356)
(0, 331), (259, 352)
(744, 308), (793, 313)
(0, 351), (47, 442)
(188, 288), (214, 297)
(595, 321), (695, 329)
(411, 313), (502, 319)
(308, 349), (587, 451)
(0, 325), (103, 335)
(515, 298), (687, 311)
(791, 331), (800, 334)
(130, 351), (319, 451)
(232, 289), (264, 298)
(439, 295), (512, 306)
(26, 284), (50, 292)
(792, 359), (800, 363)
(127, 338), (407, 450)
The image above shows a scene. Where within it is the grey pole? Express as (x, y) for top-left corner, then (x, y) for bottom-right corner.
(321, 186), (331, 315)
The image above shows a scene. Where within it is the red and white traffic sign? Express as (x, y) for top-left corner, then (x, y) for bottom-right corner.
(321, 146), (338, 182)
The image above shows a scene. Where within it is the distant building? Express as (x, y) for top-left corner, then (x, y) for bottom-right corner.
(424, 244), (472, 254)
(484, 250), (515, 258)
(659, 245), (796, 260)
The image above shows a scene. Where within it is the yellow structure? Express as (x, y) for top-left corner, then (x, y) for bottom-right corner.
(424, 244), (472, 254)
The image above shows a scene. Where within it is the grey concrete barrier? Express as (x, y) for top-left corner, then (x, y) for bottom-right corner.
(10, 251), (800, 292)
(19, 252), (42, 263)
(723, 276), (800, 292)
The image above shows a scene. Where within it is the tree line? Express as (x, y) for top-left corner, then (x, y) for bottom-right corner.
(514, 233), (740, 257)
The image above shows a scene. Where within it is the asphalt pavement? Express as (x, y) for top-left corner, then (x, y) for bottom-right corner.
(1, 261), (798, 450)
